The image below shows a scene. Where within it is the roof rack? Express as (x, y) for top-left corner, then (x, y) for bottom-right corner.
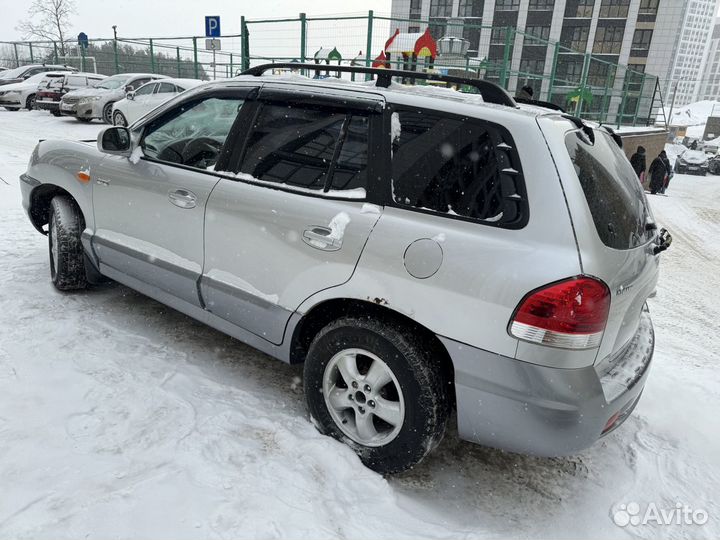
(241, 63), (518, 108)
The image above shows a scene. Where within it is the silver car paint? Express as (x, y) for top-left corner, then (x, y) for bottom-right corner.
(21, 75), (661, 458)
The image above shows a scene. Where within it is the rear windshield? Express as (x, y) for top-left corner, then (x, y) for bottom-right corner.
(565, 129), (654, 250)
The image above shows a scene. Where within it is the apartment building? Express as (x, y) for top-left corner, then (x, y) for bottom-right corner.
(390, 0), (719, 115)
(699, 19), (720, 100)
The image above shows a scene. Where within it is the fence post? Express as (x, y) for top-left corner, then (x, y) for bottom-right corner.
(149, 38), (155, 73)
(617, 68), (629, 128)
(13, 43), (19, 68)
(80, 43), (86, 72)
(193, 37), (199, 79)
(176, 46), (181, 76)
(53, 41), (59, 63)
(500, 27), (513, 89)
(365, 10), (374, 80)
(546, 41), (559, 102)
(241, 16), (249, 71)
(113, 38), (119, 74)
(575, 52), (590, 116)
(300, 12), (307, 66)
(230, 53), (234, 77)
(29, 42), (34, 63)
(600, 64), (614, 123)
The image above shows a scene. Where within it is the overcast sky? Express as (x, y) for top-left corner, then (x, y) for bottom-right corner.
(1, 0), (393, 41)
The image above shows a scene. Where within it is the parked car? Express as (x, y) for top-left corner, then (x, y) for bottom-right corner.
(0, 70), (74, 111)
(0, 64), (77, 87)
(675, 149), (709, 175)
(111, 78), (203, 126)
(20, 65), (669, 474)
(35, 72), (107, 116)
(60, 73), (168, 123)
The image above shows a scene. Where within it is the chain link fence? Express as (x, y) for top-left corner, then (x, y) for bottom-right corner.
(1, 12), (664, 126)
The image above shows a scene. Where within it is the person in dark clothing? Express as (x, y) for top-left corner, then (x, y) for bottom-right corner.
(516, 85), (534, 100)
(660, 152), (673, 194)
(649, 151), (669, 194)
(630, 145), (646, 180)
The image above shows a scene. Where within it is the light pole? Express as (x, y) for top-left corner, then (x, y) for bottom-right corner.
(112, 25), (119, 74)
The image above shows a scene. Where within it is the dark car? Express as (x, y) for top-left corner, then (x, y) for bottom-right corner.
(35, 72), (106, 115)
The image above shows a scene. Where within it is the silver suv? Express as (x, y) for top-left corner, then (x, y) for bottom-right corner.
(20, 64), (670, 474)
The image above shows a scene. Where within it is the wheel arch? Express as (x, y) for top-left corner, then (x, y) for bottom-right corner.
(28, 184), (84, 234)
(289, 298), (455, 402)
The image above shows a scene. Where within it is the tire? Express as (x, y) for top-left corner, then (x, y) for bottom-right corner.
(48, 196), (88, 291)
(102, 102), (114, 124)
(25, 93), (36, 110)
(4, 107), (19, 112)
(112, 110), (128, 127)
(75, 117), (92, 123)
(304, 317), (450, 474)
(51, 110), (61, 117)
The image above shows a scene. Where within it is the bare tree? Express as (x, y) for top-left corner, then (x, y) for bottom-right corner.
(16, 0), (76, 56)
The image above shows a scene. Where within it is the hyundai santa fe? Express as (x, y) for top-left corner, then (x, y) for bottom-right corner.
(20, 64), (671, 473)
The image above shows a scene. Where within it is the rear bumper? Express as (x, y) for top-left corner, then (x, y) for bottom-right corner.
(441, 311), (654, 456)
(60, 102), (97, 118)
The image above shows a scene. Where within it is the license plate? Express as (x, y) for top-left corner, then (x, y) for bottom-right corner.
(61, 104), (73, 111)
(689, 166), (698, 170)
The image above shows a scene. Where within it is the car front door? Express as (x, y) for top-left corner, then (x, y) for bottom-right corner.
(126, 82), (157, 121)
(201, 89), (384, 344)
(91, 88), (253, 307)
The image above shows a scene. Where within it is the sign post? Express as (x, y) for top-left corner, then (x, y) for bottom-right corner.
(204, 16), (221, 80)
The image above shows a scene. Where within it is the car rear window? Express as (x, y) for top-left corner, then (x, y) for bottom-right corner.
(565, 129), (654, 250)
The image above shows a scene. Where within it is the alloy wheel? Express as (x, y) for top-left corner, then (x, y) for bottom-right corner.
(322, 348), (405, 447)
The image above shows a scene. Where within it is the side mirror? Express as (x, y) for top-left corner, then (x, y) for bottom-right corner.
(124, 85), (134, 93)
(97, 126), (132, 156)
(127, 91), (135, 100)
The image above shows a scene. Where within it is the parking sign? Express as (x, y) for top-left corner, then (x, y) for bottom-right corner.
(205, 16), (221, 38)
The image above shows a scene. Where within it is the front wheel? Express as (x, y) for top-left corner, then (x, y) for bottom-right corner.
(304, 317), (450, 474)
(102, 102), (114, 124)
(113, 110), (128, 126)
(48, 196), (88, 291)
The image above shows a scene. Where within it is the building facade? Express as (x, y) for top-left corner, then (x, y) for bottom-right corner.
(699, 19), (720, 100)
(390, 0), (719, 115)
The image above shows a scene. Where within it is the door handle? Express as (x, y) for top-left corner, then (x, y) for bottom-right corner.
(168, 189), (197, 209)
(302, 226), (341, 251)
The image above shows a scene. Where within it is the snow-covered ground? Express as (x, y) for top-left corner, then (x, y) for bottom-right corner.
(1, 110), (719, 539)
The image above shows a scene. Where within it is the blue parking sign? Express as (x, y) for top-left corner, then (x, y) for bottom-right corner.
(205, 16), (221, 38)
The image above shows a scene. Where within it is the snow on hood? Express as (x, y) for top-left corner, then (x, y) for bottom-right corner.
(0, 79), (39, 92)
(66, 87), (115, 98)
(680, 150), (708, 164)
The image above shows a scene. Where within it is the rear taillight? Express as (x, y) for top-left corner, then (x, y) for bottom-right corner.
(509, 276), (610, 349)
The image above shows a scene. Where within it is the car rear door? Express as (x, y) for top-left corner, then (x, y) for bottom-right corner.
(91, 86), (256, 307)
(201, 87), (384, 344)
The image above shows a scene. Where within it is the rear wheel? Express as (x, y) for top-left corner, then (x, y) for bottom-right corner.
(113, 110), (128, 126)
(304, 317), (450, 474)
(4, 107), (19, 112)
(25, 93), (36, 110)
(75, 117), (92, 123)
(102, 102), (114, 124)
(48, 196), (88, 291)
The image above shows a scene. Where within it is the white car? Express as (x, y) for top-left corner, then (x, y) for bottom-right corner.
(0, 70), (74, 111)
(60, 73), (168, 123)
(111, 78), (203, 126)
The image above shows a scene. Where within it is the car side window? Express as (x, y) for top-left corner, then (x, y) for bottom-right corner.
(127, 78), (150, 91)
(240, 102), (369, 194)
(135, 83), (156, 96)
(141, 96), (244, 170)
(157, 82), (176, 94)
(390, 107), (528, 228)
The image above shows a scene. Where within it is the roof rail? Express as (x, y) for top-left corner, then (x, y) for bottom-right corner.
(241, 63), (518, 108)
(514, 97), (565, 112)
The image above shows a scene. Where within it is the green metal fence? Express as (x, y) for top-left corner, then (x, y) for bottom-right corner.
(1, 12), (663, 126)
